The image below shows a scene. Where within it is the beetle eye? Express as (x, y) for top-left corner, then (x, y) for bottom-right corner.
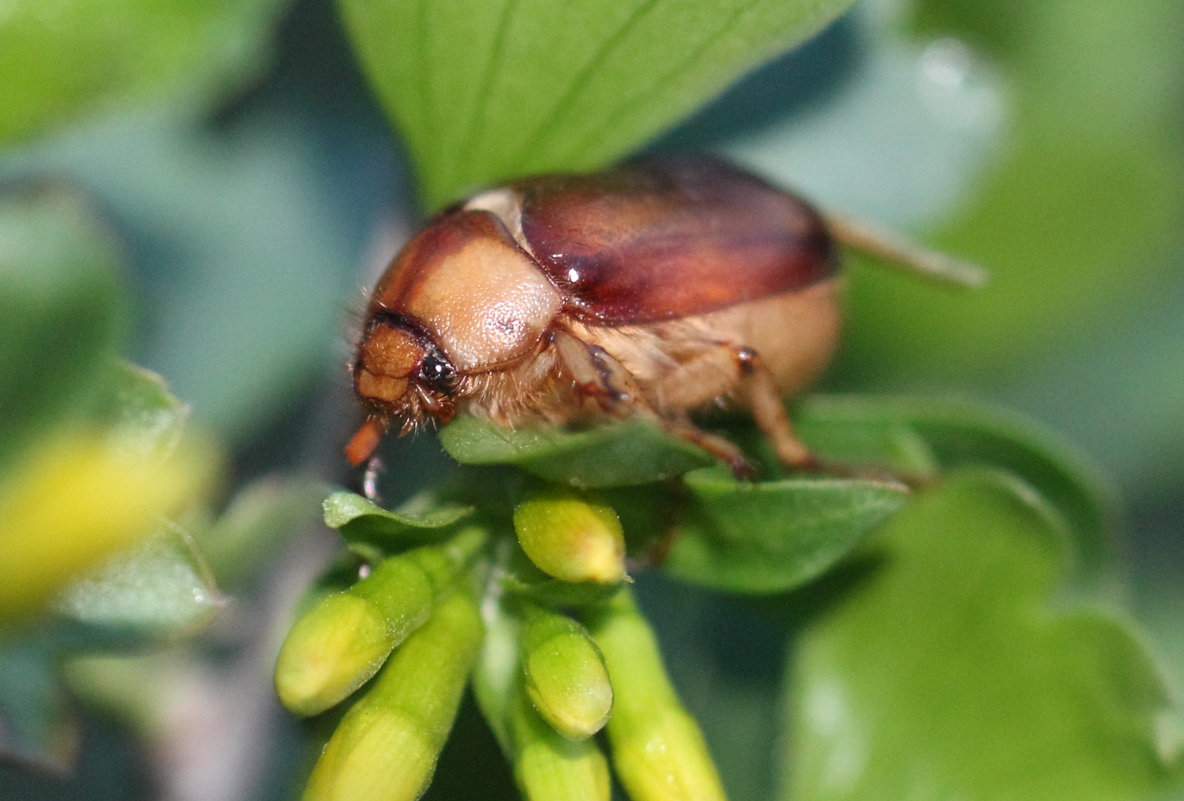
(419, 351), (457, 393)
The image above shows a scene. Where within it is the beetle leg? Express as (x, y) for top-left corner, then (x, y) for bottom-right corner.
(662, 338), (818, 470)
(553, 328), (757, 477)
(551, 329), (642, 412)
(734, 347), (818, 470)
(661, 416), (758, 479)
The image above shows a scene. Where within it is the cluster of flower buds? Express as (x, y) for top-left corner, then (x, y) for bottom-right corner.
(274, 483), (730, 801)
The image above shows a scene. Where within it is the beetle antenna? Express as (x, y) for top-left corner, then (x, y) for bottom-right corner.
(825, 213), (988, 289)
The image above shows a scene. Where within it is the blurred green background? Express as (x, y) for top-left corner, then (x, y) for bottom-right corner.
(1, 0), (1180, 798)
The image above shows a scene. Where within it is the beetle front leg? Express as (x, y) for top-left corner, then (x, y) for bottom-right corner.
(551, 329), (642, 412)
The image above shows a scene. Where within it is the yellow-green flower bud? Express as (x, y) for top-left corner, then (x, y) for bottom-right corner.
(275, 590), (409, 717)
(519, 606), (613, 739)
(302, 592), (483, 801)
(275, 531), (483, 716)
(510, 684), (611, 801)
(587, 590), (729, 801)
(513, 488), (626, 584)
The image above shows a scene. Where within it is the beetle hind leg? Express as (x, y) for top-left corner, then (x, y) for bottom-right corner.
(673, 341), (819, 473)
(735, 347), (818, 471)
(653, 337), (819, 473)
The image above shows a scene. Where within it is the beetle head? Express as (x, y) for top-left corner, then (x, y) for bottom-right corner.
(353, 311), (460, 430)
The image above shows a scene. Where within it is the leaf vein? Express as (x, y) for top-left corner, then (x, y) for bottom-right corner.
(443, 0), (520, 197)
(415, 0), (433, 150)
(558, 0), (769, 165)
(506, 0), (665, 172)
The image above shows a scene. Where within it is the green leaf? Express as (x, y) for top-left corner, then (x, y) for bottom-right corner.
(0, 186), (126, 476)
(841, 0), (1184, 384)
(51, 526), (224, 647)
(797, 396), (1116, 583)
(664, 467), (909, 594)
(323, 490), (473, 551)
(100, 362), (191, 462)
(337, 0), (861, 209)
(783, 470), (1180, 801)
(3, 115), (380, 440)
(439, 416), (713, 488)
(0, 0), (289, 146)
(0, 638), (77, 770)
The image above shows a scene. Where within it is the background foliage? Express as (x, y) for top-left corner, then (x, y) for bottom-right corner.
(1, 0), (1182, 799)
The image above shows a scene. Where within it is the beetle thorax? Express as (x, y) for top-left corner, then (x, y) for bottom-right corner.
(356, 210), (564, 426)
(402, 235), (562, 372)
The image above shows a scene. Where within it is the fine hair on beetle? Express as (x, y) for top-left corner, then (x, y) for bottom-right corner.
(346, 155), (983, 481)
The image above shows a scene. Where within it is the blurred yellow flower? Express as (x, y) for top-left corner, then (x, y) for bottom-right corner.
(0, 429), (214, 621)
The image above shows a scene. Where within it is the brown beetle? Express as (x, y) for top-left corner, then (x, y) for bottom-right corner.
(346, 155), (979, 476)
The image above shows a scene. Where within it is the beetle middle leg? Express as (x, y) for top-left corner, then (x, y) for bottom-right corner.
(551, 328), (757, 476)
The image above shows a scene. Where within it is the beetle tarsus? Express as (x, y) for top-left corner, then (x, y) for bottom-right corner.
(664, 418), (758, 480)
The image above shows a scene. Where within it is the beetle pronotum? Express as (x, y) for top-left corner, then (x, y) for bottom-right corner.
(345, 155), (981, 478)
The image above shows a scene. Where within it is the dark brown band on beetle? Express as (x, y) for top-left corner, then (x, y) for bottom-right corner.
(512, 155), (838, 326)
(366, 309), (435, 343)
(367, 209), (525, 313)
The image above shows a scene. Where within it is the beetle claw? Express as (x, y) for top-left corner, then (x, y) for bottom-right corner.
(726, 454), (760, 481)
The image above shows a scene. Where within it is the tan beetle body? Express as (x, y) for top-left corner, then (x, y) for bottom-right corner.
(347, 156), (843, 475)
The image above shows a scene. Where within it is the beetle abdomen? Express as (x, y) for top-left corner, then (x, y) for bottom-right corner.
(513, 155), (836, 325)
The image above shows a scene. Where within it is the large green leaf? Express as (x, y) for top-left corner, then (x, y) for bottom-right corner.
(784, 470), (1181, 801)
(440, 416), (714, 488)
(840, 0), (1184, 383)
(337, 0), (861, 209)
(0, 186), (125, 477)
(796, 396), (1117, 584)
(0, 0), (289, 146)
(665, 467), (908, 594)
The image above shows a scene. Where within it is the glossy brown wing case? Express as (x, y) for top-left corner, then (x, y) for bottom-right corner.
(512, 155), (837, 325)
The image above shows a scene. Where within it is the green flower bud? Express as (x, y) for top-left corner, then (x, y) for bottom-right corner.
(276, 590), (412, 717)
(513, 488), (626, 584)
(302, 592), (483, 801)
(275, 530), (484, 716)
(510, 684), (611, 801)
(587, 590), (729, 801)
(519, 605), (613, 739)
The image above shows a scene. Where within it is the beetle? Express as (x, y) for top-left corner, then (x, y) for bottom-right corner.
(345, 155), (979, 477)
